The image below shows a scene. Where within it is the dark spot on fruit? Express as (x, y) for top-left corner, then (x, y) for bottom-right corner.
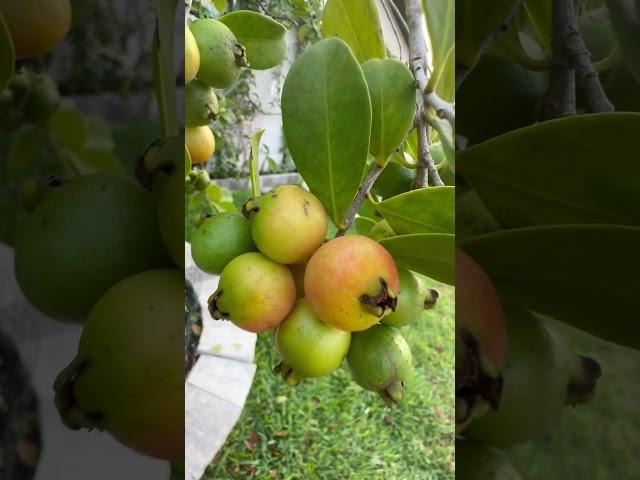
(302, 200), (310, 217)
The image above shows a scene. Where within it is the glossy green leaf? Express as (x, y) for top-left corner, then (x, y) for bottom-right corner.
(460, 225), (640, 350)
(376, 187), (455, 235)
(219, 10), (287, 70)
(0, 12), (14, 92)
(380, 233), (454, 285)
(362, 59), (416, 164)
(423, 0), (455, 99)
(457, 113), (640, 228)
(48, 108), (87, 151)
(605, 0), (640, 83)
(249, 129), (264, 197)
(353, 216), (376, 235)
(213, 0), (228, 13)
(282, 38), (372, 228)
(322, 0), (386, 63)
(457, 0), (521, 68)
(523, 0), (552, 52)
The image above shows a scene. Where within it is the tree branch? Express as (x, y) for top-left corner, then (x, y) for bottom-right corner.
(335, 164), (384, 237)
(562, 0), (614, 112)
(455, 0), (525, 89)
(404, 0), (444, 187)
(540, 0), (577, 119)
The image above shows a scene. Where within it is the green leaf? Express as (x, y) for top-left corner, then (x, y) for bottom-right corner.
(460, 225), (640, 350)
(605, 0), (640, 83)
(457, 113), (640, 228)
(432, 45), (456, 102)
(376, 187), (455, 235)
(282, 38), (372, 228)
(422, 0), (455, 98)
(213, 0), (228, 13)
(0, 12), (14, 92)
(219, 10), (287, 70)
(322, 0), (386, 63)
(249, 129), (264, 197)
(427, 112), (455, 171)
(362, 59), (416, 164)
(380, 233), (454, 285)
(523, 0), (552, 52)
(352, 216), (376, 235)
(456, 0), (522, 68)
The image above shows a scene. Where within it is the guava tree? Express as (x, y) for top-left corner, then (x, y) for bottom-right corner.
(455, 0), (639, 476)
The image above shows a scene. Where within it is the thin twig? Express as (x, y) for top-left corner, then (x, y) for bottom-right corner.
(335, 164), (384, 237)
(540, 0), (577, 119)
(455, 0), (525, 89)
(562, 0), (613, 112)
(405, 0), (443, 187)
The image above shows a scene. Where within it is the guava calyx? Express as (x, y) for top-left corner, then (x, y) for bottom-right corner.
(424, 288), (439, 310)
(234, 43), (249, 68)
(455, 327), (503, 429)
(241, 197), (259, 218)
(359, 277), (398, 317)
(208, 289), (228, 320)
(273, 361), (304, 386)
(53, 357), (103, 431)
(380, 380), (405, 407)
(566, 355), (602, 406)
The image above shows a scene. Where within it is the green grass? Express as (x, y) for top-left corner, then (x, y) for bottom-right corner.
(508, 320), (640, 478)
(206, 285), (455, 480)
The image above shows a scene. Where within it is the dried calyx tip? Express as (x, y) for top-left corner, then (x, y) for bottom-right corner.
(360, 277), (398, 317)
(207, 289), (227, 320)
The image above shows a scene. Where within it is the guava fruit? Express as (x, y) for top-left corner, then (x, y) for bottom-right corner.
(185, 125), (215, 164)
(372, 161), (414, 199)
(191, 212), (257, 274)
(24, 73), (61, 123)
(144, 137), (185, 269)
(463, 306), (601, 447)
(456, 440), (523, 480)
(185, 79), (218, 127)
(455, 248), (507, 432)
(190, 19), (248, 89)
(243, 185), (327, 264)
(347, 324), (413, 406)
(0, 0), (71, 59)
(14, 174), (169, 322)
(381, 268), (438, 327)
(185, 27), (200, 83)
(208, 252), (296, 333)
(305, 235), (399, 332)
(54, 269), (184, 461)
(274, 298), (351, 385)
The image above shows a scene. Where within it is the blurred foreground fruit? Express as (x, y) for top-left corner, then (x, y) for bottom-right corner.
(54, 270), (184, 461)
(191, 212), (257, 274)
(243, 185), (327, 264)
(184, 27), (200, 83)
(274, 298), (351, 385)
(456, 440), (523, 480)
(463, 306), (601, 447)
(305, 235), (399, 332)
(15, 174), (169, 322)
(190, 19), (247, 88)
(209, 252), (296, 333)
(455, 248), (507, 433)
(185, 125), (215, 164)
(0, 0), (71, 59)
(347, 324), (413, 406)
(382, 268), (438, 327)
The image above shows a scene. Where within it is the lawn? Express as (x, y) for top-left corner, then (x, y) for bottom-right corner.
(206, 283), (455, 480)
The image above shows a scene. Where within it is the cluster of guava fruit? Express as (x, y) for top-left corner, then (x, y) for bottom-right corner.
(191, 182), (440, 406)
(184, 16), (246, 165)
(455, 248), (602, 475)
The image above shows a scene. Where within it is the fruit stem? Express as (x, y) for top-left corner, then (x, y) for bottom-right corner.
(335, 164), (384, 237)
(153, 0), (179, 138)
